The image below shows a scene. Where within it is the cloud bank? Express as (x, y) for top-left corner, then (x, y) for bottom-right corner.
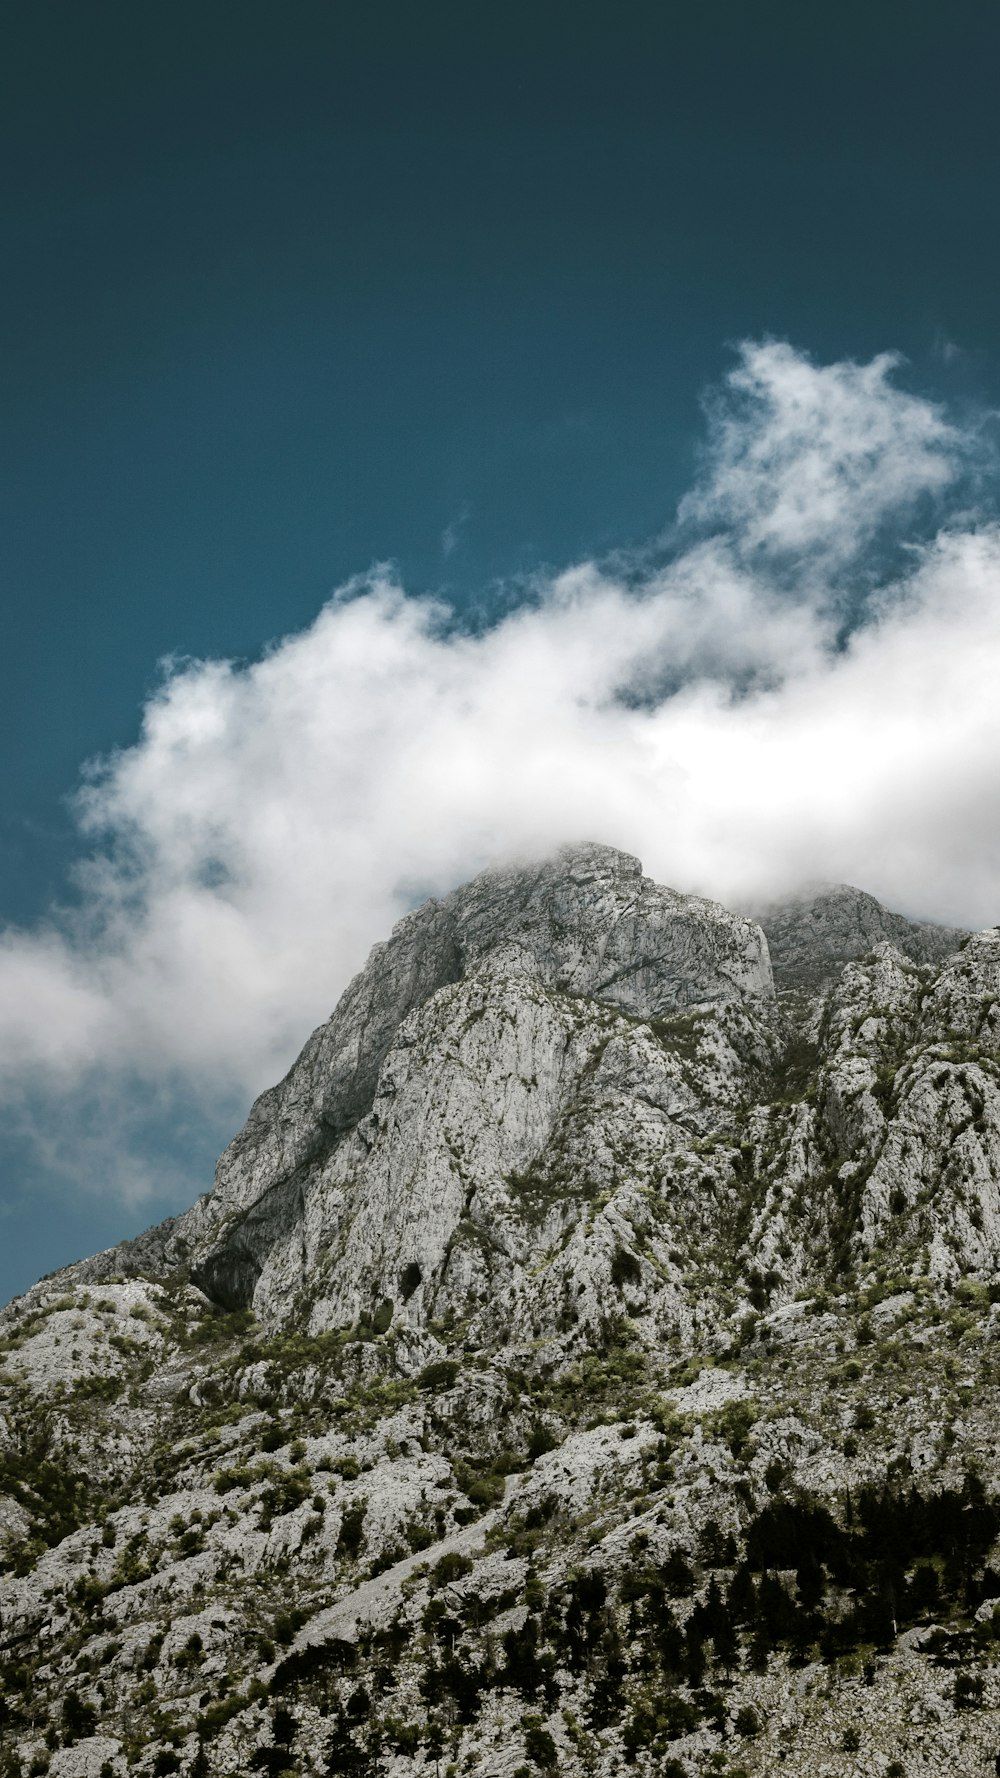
(2, 340), (999, 1201)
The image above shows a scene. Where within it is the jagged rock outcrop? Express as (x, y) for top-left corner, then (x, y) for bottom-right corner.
(2, 846), (999, 1778)
(758, 881), (966, 989)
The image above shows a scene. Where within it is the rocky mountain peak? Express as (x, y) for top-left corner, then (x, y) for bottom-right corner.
(440, 840), (771, 1006)
(178, 846), (773, 1326)
(199, 844), (772, 1233)
(2, 850), (997, 1778)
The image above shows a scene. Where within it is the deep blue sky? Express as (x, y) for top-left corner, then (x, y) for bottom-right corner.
(3, 0), (1000, 1297)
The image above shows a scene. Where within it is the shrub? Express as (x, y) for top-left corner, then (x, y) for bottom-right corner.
(465, 1472), (505, 1508)
(404, 1518), (435, 1552)
(399, 1262), (422, 1301)
(524, 1724), (558, 1769)
(337, 1504), (368, 1559)
(430, 1552), (473, 1589)
(715, 1399), (757, 1458)
(261, 1471), (311, 1521)
(248, 1751), (290, 1777)
(735, 1706), (760, 1737)
(174, 1631), (204, 1671)
(61, 1692), (97, 1745)
(194, 1678), (256, 1735)
(213, 1464), (256, 1495)
(611, 1248), (641, 1291)
(526, 1425), (558, 1462)
(954, 1671), (985, 1709)
(493, 1448), (527, 1474)
(73, 1374), (124, 1402)
(372, 1298), (394, 1335)
(384, 1717), (420, 1754)
(270, 1638), (355, 1693)
(417, 1359), (460, 1392)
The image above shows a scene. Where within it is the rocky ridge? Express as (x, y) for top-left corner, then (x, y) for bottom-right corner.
(1, 844), (999, 1778)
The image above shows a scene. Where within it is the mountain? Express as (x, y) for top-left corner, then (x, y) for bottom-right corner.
(1, 844), (998, 1778)
(756, 882), (965, 991)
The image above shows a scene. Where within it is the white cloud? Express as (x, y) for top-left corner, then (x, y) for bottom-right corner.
(679, 339), (961, 566)
(1, 341), (998, 1202)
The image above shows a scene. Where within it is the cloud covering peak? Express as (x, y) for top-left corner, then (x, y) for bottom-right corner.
(2, 341), (998, 1202)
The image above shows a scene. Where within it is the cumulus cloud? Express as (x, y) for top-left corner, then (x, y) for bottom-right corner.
(2, 340), (998, 1203)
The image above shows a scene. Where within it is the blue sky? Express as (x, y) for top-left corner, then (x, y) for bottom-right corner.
(3, 2), (1000, 1302)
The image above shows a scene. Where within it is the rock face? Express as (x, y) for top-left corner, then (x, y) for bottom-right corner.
(2, 846), (999, 1778)
(758, 881), (966, 989)
(193, 845), (771, 1327)
(84, 845), (776, 1340)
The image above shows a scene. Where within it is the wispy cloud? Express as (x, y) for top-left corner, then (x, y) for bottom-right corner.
(932, 330), (964, 366)
(679, 340), (962, 568)
(441, 506), (470, 558)
(1, 341), (997, 1203)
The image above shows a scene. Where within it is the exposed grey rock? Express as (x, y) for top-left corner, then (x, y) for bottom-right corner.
(179, 842), (775, 1322)
(1, 846), (998, 1778)
(759, 881), (966, 989)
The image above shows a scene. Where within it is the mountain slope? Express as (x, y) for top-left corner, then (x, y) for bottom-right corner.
(1, 846), (999, 1778)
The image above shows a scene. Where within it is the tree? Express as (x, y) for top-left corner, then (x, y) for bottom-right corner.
(501, 1617), (541, 1699)
(684, 1627), (706, 1688)
(713, 1606), (739, 1677)
(727, 1564), (757, 1625)
(524, 1724), (558, 1770)
(61, 1692), (97, 1746)
(272, 1705), (296, 1745)
(795, 1553), (825, 1614)
(747, 1625), (770, 1673)
(324, 1713), (374, 1776)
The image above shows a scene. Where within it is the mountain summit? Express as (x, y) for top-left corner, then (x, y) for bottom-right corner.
(2, 848), (999, 1778)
